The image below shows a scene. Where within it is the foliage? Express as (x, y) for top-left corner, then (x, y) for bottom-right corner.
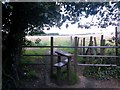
(58, 2), (120, 29)
(24, 38), (34, 46)
(83, 66), (120, 80)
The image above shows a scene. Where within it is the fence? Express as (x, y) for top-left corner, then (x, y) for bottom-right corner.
(23, 27), (120, 75)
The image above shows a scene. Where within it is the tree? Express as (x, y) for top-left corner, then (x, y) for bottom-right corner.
(2, 1), (120, 89)
(2, 2), (61, 89)
(58, 2), (120, 29)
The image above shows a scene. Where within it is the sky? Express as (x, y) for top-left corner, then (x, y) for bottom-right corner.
(44, 16), (116, 35)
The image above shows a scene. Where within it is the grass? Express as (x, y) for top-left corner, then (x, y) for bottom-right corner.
(23, 68), (39, 80)
(23, 48), (49, 55)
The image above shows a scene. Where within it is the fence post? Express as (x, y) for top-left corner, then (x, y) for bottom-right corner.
(94, 37), (97, 54)
(83, 38), (85, 55)
(115, 27), (118, 56)
(79, 39), (82, 54)
(86, 36), (93, 55)
(50, 37), (54, 77)
(100, 35), (104, 55)
(115, 27), (119, 65)
(70, 36), (73, 46)
(74, 37), (78, 73)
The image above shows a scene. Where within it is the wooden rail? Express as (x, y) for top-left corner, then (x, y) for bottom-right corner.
(23, 45), (120, 48)
(77, 64), (117, 67)
(77, 55), (120, 58)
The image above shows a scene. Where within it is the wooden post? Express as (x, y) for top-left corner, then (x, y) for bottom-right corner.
(115, 27), (118, 56)
(83, 38), (85, 55)
(50, 37), (54, 77)
(79, 39), (82, 55)
(70, 36), (73, 46)
(94, 37), (97, 54)
(115, 27), (119, 65)
(102, 39), (106, 54)
(74, 37), (78, 73)
(100, 35), (104, 55)
(86, 36), (93, 55)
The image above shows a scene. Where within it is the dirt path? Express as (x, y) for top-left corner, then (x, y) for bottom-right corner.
(56, 76), (120, 88)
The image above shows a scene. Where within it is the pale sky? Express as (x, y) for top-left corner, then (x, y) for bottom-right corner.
(44, 25), (115, 35)
(44, 15), (116, 35)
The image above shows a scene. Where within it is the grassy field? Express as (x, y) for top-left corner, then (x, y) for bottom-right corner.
(25, 34), (115, 46)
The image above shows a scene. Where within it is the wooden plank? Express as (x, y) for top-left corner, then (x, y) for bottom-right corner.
(23, 54), (120, 58)
(77, 46), (120, 48)
(77, 63), (117, 67)
(24, 45), (117, 48)
(77, 55), (120, 58)
(55, 50), (73, 57)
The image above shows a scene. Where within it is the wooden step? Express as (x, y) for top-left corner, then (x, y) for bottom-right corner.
(55, 50), (72, 57)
